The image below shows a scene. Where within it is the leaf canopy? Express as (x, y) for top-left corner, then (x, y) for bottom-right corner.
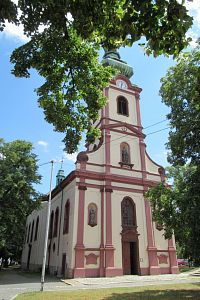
(2, 0), (194, 152)
(0, 139), (41, 260)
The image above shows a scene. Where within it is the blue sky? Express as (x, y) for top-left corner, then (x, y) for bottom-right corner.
(0, 1), (199, 194)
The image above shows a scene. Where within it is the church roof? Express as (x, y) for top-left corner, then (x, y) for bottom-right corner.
(102, 49), (134, 79)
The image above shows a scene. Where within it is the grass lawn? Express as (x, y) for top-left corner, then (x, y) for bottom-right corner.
(179, 266), (197, 273)
(15, 283), (200, 300)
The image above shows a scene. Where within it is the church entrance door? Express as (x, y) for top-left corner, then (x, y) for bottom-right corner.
(122, 239), (139, 275)
(121, 197), (140, 275)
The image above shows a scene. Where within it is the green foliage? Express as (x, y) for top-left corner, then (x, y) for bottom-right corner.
(147, 44), (200, 265)
(160, 44), (200, 165)
(0, 0), (18, 31)
(16, 0), (192, 56)
(10, 27), (116, 153)
(0, 139), (41, 260)
(146, 165), (200, 264)
(4, 1), (193, 152)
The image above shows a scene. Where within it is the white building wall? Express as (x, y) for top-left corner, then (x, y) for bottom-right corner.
(21, 202), (47, 271)
(108, 89), (138, 126)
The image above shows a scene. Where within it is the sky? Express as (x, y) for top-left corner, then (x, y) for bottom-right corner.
(0, 1), (200, 195)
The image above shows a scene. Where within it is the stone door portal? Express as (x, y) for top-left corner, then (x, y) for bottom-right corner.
(121, 197), (140, 275)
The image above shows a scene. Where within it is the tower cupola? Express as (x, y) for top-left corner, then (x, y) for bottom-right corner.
(56, 168), (65, 186)
(102, 49), (133, 79)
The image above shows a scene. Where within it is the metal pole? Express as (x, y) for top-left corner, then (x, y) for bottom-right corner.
(40, 160), (54, 292)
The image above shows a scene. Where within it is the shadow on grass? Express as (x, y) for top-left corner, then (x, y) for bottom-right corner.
(103, 288), (200, 300)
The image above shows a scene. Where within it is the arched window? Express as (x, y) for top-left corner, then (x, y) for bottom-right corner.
(63, 200), (70, 234)
(121, 143), (130, 164)
(53, 207), (59, 237)
(27, 223), (31, 243)
(117, 96), (129, 116)
(30, 220), (35, 242)
(121, 197), (136, 228)
(88, 203), (97, 227)
(34, 216), (39, 241)
(49, 210), (54, 239)
(24, 226), (28, 244)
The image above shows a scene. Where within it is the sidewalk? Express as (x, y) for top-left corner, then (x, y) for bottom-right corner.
(63, 269), (200, 287)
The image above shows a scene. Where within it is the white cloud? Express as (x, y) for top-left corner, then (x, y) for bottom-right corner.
(186, 0), (200, 28)
(63, 152), (78, 163)
(2, 21), (29, 42)
(186, 30), (199, 48)
(37, 140), (49, 152)
(38, 140), (48, 147)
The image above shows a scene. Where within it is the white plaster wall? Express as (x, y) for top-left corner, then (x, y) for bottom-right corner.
(112, 182), (144, 190)
(85, 164), (104, 173)
(145, 153), (160, 174)
(85, 179), (103, 186)
(147, 174), (161, 182)
(21, 202), (47, 269)
(57, 180), (77, 272)
(110, 168), (143, 178)
(83, 188), (101, 248)
(108, 88), (138, 126)
(86, 144), (105, 165)
(153, 223), (169, 250)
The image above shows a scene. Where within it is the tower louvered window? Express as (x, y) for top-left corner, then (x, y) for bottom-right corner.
(117, 96), (129, 116)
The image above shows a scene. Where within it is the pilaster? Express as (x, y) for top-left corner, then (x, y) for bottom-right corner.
(168, 239), (179, 274)
(144, 199), (160, 275)
(105, 184), (115, 276)
(74, 182), (87, 278)
(99, 188), (105, 277)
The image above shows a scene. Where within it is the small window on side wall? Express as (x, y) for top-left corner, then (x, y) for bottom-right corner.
(117, 96), (129, 116)
(88, 203), (97, 227)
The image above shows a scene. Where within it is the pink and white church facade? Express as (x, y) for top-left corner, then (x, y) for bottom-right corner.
(21, 51), (179, 278)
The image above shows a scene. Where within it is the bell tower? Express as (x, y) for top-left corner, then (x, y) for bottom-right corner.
(74, 49), (178, 278)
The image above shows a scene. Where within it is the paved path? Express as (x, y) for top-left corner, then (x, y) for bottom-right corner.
(0, 267), (200, 300)
(0, 268), (67, 300)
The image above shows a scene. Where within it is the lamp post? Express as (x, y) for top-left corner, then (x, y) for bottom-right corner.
(40, 160), (54, 292)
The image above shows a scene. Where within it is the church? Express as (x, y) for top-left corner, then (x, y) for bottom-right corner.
(21, 51), (179, 278)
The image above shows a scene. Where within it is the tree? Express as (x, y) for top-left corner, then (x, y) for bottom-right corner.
(3, 1), (193, 152)
(0, 0), (18, 31)
(160, 44), (200, 165)
(146, 44), (200, 264)
(0, 139), (41, 262)
(146, 165), (200, 265)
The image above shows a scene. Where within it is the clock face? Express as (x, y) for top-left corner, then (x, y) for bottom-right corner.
(116, 79), (127, 90)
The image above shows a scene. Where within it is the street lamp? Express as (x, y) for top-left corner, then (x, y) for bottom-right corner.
(40, 160), (54, 292)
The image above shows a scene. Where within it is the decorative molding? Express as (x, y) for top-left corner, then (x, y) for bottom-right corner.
(158, 254), (168, 264)
(105, 187), (113, 193)
(85, 253), (99, 265)
(77, 152), (88, 162)
(119, 162), (134, 169)
(78, 185), (87, 190)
